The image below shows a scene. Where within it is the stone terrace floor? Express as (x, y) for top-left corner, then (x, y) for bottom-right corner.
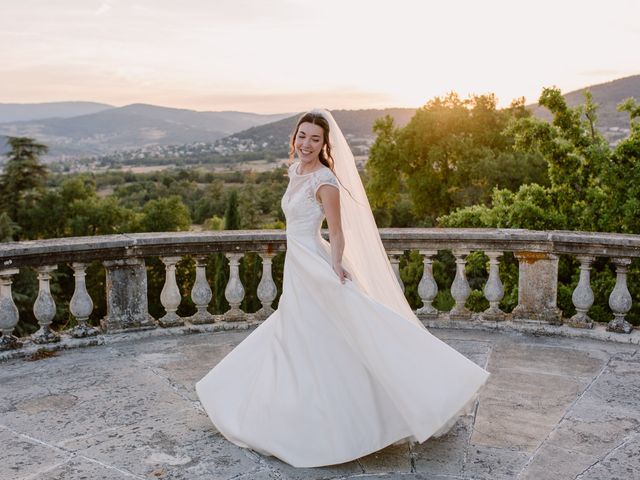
(1, 326), (639, 480)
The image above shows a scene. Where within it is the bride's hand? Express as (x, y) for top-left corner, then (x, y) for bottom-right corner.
(332, 263), (352, 284)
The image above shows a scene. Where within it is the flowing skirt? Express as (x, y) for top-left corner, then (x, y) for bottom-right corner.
(196, 233), (490, 468)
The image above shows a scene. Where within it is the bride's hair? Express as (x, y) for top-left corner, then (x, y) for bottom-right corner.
(288, 112), (335, 173)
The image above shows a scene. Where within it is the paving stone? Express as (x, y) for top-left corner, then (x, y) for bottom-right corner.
(444, 339), (492, 368)
(575, 354), (640, 414)
(37, 458), (136, 480)
(229, 469), (285, 480)
(0, 427), (71, 480)
(578, 432), (640, 480)
(471, 369), (587, 451)
(462, 445), (529, 480)
(517, 443), (599, 480)
(486, 342), (605, 378)
(470, 341), (605, 454)
(323, 475), (458, 480)
(412, 416), (471, 476)
(357, 442), (411, 473)
(544, 417), (638, 458)
(257, 452), (363, 480)
(124, 340), (238, 403)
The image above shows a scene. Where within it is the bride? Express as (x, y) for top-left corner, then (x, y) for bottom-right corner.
(196, 108), (490, 468)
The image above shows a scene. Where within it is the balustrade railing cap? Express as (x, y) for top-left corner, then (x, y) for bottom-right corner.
(1, 229), (639, 269)
(0, 231), (288, 268)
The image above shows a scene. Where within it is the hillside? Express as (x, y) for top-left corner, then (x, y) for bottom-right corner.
(0, 104), (292, 159)
(225, 108), (416, 153)
(0, 101), (114, 123)
(530, 74), (640, 144)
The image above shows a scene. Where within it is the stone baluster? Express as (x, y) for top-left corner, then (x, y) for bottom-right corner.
(416, 250), (438, 318)
(388, 250), (405, 293)
(450, 250), (472, 320)
(102, 258), (155, 332)
(69, 262), (99, 337)
(483, 251), (505, 321)
(32, 265), (60, 344)
(512, 252), (562, 324)
(256, 253), (277, 320)
(569, 255), (595, 329)
(159, 256), (183, 327)
(224, 253), (245, 321)
(0, 268), (21, 351)
(607, 258), (633, 333)
(189, 256), (213, 324)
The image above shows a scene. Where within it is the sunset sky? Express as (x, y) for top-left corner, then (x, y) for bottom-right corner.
(1, 0), (638, 114)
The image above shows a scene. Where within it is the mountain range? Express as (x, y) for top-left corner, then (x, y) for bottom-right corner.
(0, 103), (292, 159)
(0, 75), (638, 163)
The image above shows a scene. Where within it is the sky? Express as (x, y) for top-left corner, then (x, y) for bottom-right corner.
(1, 0), (639, 114)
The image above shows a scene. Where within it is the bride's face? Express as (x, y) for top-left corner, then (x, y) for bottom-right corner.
(294, 122), (325, 164)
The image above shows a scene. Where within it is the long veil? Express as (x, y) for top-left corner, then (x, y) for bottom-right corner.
(310, 108), (425, 329)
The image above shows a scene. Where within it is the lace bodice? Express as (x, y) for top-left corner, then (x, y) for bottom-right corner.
(281, 161), (339, 237)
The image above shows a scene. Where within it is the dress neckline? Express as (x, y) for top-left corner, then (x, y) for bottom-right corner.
(294, 161), (326, 177)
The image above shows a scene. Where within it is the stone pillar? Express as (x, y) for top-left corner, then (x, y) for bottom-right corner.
(0, 268), (21, 351)
(388, 250), (405, 293)
(159, 256), (183, 327)
(32, 265), (60, 344)
(102, 258), (155, 332)
(483, 251), (505, 321)
(607, 258), (633, 334)
(256, 253), (277, 320)
(416, 250), (438, 318)
(512, 252), (562, 324)
(450, 250), (472, 320)
(224, 253), (245, 321)
(189, 256), (214, 324)
(69, 262), (99, 338)
(568, 255), (595, 329)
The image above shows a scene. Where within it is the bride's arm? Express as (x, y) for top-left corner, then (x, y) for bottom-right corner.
(317, 185), (351, 284)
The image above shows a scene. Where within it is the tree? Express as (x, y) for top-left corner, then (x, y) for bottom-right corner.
(224, 190), (240, 230)
(365, 94), (547, 225)
(238, 184), (260, 229)
(0, 212), (19, 241)
(0, 137), (49, 220)
(139, 196), (191, 232)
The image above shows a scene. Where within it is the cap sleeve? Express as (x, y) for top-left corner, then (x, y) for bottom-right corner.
(312, 168), (339, 195)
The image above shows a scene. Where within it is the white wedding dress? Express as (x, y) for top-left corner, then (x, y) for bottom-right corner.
(196, 161), (490, 468)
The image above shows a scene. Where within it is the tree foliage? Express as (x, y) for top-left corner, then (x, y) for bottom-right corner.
(366, 93), (547, 225)
(224, 189), (240, 230)
(440, 88), (640, 234)
(0, 137), (49, 220)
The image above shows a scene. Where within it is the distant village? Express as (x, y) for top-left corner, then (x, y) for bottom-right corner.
(42, 132), (375, 174)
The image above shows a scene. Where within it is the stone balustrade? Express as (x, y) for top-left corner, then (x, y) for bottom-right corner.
(1, 228), (639, 355)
